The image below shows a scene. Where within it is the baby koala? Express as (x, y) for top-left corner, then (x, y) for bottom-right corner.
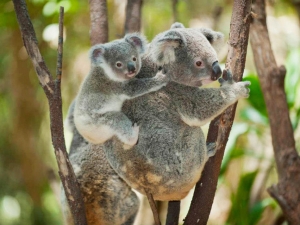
(74, 33), (168, 148)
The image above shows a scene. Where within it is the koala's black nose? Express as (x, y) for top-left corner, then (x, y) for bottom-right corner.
(127, 62), (136, 73)
(211, 61), (222, 81)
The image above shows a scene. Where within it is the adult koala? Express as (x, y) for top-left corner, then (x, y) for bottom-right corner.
(104, 22), (250, 201)
(62, 22), (250, 224)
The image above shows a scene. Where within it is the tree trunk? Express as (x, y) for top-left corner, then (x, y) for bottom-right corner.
(12, 1), (87, 224)
(89, 0), (109, 45)
(250, 0), (300, 224)
(124, 0), (143, 34)
(184, 1), (252, 224)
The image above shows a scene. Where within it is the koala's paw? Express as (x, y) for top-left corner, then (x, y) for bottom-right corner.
(218, 69), (234, 86)
(207, 142), (217, 158)
(123, 124), (139, 150)
(219, 69), (251, 98)
(234, 81), (251, 98)
(155, 70), (170, 83)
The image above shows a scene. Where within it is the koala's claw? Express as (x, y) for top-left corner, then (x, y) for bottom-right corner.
(207, 142), (217, 157)
(219, 69), (234, 86)
(223, 69), (234, 83)
(218, 77), (226, 85)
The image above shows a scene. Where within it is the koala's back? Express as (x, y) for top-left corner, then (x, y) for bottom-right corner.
(61, 105), (139, 225)
(104, 81), (208, 201)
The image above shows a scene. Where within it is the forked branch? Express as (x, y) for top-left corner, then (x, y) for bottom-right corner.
(12, 1), (87, 224)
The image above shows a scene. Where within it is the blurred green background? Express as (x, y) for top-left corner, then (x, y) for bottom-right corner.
(0, 0), (300, 224)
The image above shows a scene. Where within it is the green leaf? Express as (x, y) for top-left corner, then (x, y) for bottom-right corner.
(243, 75), (268, 117)
(249, 198), (276, 225)
(226, 171), (258, 225)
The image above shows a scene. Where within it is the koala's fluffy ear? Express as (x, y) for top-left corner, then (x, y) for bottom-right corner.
(170, 22), (185, 29)
(125, 33), (148, 55)
(90, 44), (105, 65)
(151, 30), (186, 66)
(199, 28), (224, 52)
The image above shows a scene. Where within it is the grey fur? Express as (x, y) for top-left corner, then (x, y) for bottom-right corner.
(61, 102), (139, 225)
(74, 33), (169, 147)
(62, 22), (251, 224)
(103, 23), (250, 201)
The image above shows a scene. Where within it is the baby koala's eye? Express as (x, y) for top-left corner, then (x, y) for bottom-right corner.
(132, 57), (137, 61)
(116, 62), (123, 68)
(195, 61), (202, 67)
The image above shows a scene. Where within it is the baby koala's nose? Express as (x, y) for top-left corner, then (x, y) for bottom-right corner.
(127, 62), (136, 73)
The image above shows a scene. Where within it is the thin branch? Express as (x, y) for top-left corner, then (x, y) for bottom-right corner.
(124, 0), (143, 34)
(12, 1), (87, 224)
(56, 7), (64, 81)
(166, 200), (180, 225)
(145, 189), (161, 225)
(172, 0), (179, 23)
(184, 1), (252, 224)
(250, 0), (300, 223)
(89, 0), (108, 45)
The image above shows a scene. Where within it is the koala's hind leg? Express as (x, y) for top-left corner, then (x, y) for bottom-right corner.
(207, 142), (217, 157)
(101, 111), (139, 147)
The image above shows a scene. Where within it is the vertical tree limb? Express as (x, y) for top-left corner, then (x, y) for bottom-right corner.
(124, 0), (143, 34)
(89, 0), (109, 45)
(166, 200), (180, 225)
(172, 0), (179, 22)
(184, 1), (252, 224)
(250, 0), (300, 224)
(12, 1), (87, 224)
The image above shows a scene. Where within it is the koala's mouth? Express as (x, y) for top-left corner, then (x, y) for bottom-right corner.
(200, 78), (214, 85)
(125, 72), (137, 78)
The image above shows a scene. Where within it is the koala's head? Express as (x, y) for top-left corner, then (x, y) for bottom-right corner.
(150, 22), (224, 87)
(90, 33), (147, 82)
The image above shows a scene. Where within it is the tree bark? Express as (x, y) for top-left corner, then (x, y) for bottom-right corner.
(12, 1), (87, 224)
(184, 1), (252, 224)
(124, 0), (143, 34)
(89, 0), (109, 45)
(250, 0), (300, 224)
(166, 201), (180, 225)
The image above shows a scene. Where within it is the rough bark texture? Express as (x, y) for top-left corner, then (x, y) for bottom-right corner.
(184, 1), (252, 224)
(124, 0), (143, 34)
(250, 0), (300, 224)
(145, 190), (161, 225)
(12, 1), (87, 224)
(89, 0), (108, 45)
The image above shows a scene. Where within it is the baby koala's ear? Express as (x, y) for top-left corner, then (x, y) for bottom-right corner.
(199, 28), (224, 52)
(90, 44), (105, 65)
(151, 30), (186, 66)
(125, 33), (148, 55)
(170, 22), (185, 29)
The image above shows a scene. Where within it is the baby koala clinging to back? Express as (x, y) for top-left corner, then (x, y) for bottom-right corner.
(74, 33), (168, 148)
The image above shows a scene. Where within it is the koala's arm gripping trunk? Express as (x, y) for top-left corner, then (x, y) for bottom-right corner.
(172, 86), (242, 126)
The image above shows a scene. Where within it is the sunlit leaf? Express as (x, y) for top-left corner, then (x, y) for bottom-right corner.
(243, 75), (268, 117)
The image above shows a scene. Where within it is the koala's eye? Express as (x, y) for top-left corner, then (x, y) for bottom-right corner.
(132, 57), (137, 61)
(116, 62), (123, 68)
(196, 61), (202, 67)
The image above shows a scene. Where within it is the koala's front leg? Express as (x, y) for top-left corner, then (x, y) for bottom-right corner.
(122, 71), (169, 99)
(176, 69), (250, 127)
